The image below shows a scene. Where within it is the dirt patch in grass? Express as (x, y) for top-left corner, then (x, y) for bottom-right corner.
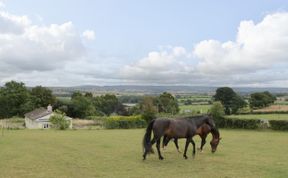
(72, 119), (103, 129)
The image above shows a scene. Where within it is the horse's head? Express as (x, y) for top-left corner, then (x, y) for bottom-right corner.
(210, 137), (221, 153)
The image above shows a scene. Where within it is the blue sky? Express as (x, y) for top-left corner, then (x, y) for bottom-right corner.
(1, 0), (288, 86)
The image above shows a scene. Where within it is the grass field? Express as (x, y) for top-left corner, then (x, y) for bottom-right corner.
(0, 129), (288, 178)
(226, 114), (288, 120)
(179, 104), (211, 114)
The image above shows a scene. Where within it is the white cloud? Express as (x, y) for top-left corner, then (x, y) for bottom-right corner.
(195, 12), (288, 75)
(82, 30), (95, 40)
(1, 9), (288, 87)
(0, 1), (5, 8)
(120, 12), (288, 86)
(0, 11), (85, 75)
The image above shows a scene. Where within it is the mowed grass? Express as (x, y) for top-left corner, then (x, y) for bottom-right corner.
(227, 114), (288, 120)
(0, 129), (288, 178)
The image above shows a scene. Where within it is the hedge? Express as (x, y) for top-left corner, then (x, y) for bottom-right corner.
(104, 115), (146, 129)
(216, 117), (261, 129)
(269, 120), (288, 131)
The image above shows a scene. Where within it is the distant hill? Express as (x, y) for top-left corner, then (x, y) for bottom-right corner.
(49, 85), (288, 96)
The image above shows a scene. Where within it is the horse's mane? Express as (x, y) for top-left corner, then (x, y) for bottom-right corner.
(210, 127), (220, 138)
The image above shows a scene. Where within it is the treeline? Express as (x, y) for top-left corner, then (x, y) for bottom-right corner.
(0, 81), (55, 118)
(55, 91), (179, 121)
(0, 81), (179, 120)
(214, 87), (276, 114)
(0, 81), (277, 119)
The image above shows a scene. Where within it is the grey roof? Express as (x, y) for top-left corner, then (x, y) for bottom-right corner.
(24, 107), (52, 120)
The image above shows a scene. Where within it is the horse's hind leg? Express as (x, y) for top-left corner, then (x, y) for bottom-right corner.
(156, 138), (164, 160)
(149, 137), (156, 154)
(191, 139), (196, 158)
(183, 138), (191, 159)
(162, 135), (168, 149)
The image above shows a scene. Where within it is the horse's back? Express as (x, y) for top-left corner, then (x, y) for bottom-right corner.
(152, 118), (171, 136)
(167, 118), (195, 138)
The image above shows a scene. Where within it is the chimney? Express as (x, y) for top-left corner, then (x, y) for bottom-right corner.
(47, 104), (52, 112)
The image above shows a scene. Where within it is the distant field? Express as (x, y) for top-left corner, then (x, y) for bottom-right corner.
(56, 96), (71, 103)
(0, 129), (287, 178)
(227, 114), (288, 120)
(179, 104), (211, 114)
(253, 105), (288, 112)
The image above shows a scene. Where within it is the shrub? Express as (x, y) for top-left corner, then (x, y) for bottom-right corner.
(209, 102), (225, 125)
(218, 117), (261, 129)
(49, 110), (70, 130)
(104, 115), (146, 129)
(269, 120), (288, 131)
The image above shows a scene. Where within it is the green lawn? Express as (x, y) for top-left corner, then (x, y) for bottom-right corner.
(0, 129), (288, 178)
(226, 114), (288, 120)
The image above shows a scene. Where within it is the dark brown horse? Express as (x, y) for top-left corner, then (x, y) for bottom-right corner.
(142, 115), (216, 160)
(162, 123), (221, 153)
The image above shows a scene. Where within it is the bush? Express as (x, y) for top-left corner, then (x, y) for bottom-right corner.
(269, 120), (288, 131)
(49, 111), (70, 130)
(104, 115), (146, 129)
(209, 102), (225, 123)
(218, 117), (261, 129)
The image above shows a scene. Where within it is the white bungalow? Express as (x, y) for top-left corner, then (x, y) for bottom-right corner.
(24, 105), (72, 129)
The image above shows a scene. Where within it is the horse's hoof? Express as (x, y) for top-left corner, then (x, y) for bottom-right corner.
(183, 155), (188, 159)
(177, 149), (182, 153)
(159, 157), (164, 160)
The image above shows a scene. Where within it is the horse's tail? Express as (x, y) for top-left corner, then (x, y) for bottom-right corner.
(143, 119), (155, 154)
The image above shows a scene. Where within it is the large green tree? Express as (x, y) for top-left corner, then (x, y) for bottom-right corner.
(94, 94), (121, 116)
(0, 81), (34, 118)
(214, 87), (246, 115)
(31, 86), (56, 108)
(139, 96), (158, 122)
(69, 95), (95, 118)
(157, 92), (179, 114)
(249, 91), (276, 109)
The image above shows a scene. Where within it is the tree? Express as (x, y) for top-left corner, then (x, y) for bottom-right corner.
(209, 102), (225, 126)
(69, 95), (95, 118)
(71, 91), (82, 99)
(139, 96), (157, 122)
(84, 92), (93, 98)
(31, 86), (56, 108)
(0, 81), (34, 118)
(94, 94), (120, 116)
(49, 110), (70, 130)
(249, 91), (276, 109)
(214, 87), (246, 115)
(209, 102), (225, 119)
(157, 92), (179, 114)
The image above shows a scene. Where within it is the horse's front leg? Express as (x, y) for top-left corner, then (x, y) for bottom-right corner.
(200, 135), (207, 152)
(183, 138), (191, 159)
(191, 139), (196, 158)
(156, 138), (164, 160)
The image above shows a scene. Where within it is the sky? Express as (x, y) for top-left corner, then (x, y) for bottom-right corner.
(0, 0), (288, 87)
